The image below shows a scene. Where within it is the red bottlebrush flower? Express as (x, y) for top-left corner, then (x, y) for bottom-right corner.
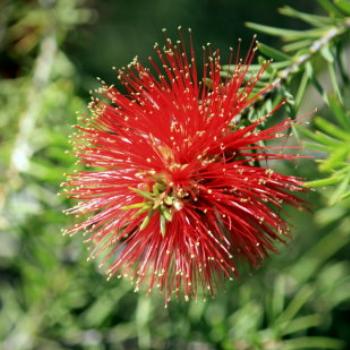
(62, 30), (304, 303)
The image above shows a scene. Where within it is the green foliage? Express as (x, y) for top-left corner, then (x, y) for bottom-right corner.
(223, 0), (350, 203)
(0, 1), (349, 349)
(300, 95), (350, 204)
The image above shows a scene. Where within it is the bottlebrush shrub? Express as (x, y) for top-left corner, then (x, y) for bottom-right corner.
(62, 30), (305, 304)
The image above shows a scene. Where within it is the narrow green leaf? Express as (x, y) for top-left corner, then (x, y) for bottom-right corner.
(281, 314), (322, 335)
(220, 69), (269, 81)
(279, 6), (334, 26)
(247, 22), (296, 37)
(283, 39), (312, 52)
(305, 61), (314, 78)
(132, 205), (151, 219)
(295, 68), (309, 109)
(276, 286), (313, 324)
(160, 215), (166, 237)
(329, 173), (350, 204)
(283, 336), (344, 349)
(139, 211), (153, 231)
(289, 222), (350, 284)
(304, 176), (342, 188)
(121, 202), (146, 210)
(335, 0), (350, 15)
(221, 61), (289, 73)
(321, 45), (334, 63)
(220, 70), (234, 79)
(328, 62), (343, 103)
(311, 77), (329, 104)
(246, 22), (324, 40)
(335, 44), (350, 85)
(334, 164), (350, 174)
(270, 276), (285, 321)
(160, 205), (173, 222)
(291, 123), (301, 141)
(340, 190), (350, 200)
(257, 42), (290, 61)
(314, 116), (350, 141)
(328, 95), (350, 130)
(296, 125), (340, 146)
(319, 146), (350, 171)
(318, 0), (344, 16)
(129, 187), (154, 200)
(264, 99), (273, 114)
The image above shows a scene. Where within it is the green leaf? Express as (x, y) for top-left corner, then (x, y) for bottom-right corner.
(291, 123), (301, 141)
(329, 173), (350, 204)
(129, 187), (154, 200)
(160, 205), (173, 222)
(321, 45), (334, 63)
(320, 147), (350, 171)
(304, 176), (342, 188)
(283, 39), (313, 52)
(276, 286), (313, 324)
(328, 95), (350, 130)
(281, 314), (322, 335)
(313, 116), (350, 141)
(311, 77), (329, 104)
(279, 6), (334, 27)
(318, 0), (344, 16)
(334, 0), (350, 15)
(328, 62), (343, 103)
(139, 211), (153, 231)
(305, 60), (314, 78)
(221, 61), (289, 73)
(257, 42), (290, 61)
(246, 22), (325, 39)
(289, 220), (350, 284)
(283, 336), (344, 349)
(340, 189), (350, 200)
(121, 202), (146, 210)
(131, 205), (151, 220)
(295, 68), (310, 109)
(270, 276), (285, 321)
(160, 215), (166, 237)
(296, 125), (341, 147)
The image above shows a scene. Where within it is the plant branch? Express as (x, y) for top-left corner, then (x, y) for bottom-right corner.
(270, 18), (350, 91)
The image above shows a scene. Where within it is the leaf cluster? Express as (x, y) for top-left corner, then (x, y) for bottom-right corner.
(222, 0), (350, 204)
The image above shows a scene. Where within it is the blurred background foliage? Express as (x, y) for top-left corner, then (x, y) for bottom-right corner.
(1, 0), (350, 349)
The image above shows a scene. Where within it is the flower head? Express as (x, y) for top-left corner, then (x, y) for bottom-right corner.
(62, 30), (304, 303)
